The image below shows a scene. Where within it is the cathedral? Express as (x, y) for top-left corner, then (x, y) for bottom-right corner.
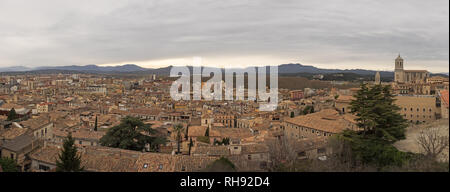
(394, 54), (429, 84)
(392, 55), (448, 95)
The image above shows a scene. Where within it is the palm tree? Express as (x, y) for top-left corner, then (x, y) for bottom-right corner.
(173, 124), (184, 154)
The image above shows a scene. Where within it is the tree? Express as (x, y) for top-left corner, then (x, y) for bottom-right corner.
(333, 84), (410, 168)
(302, 105), (314, 115)
(173, 124), (184, 154)
(350, 84), (407, 142)
(100, 116), (167, 151)
(222, 138), (230, 145)
(93, 115), (98, 131)
(202, 157), (236, 172)
(266, 135), (298, 172)
(416, 128), (449, 161)
(0, 158), (20, 172)
(56, 133), (84, 172)
(7, 108), (17, 121)
(188, 137), (193, 155)
(205, 127), (210, 137)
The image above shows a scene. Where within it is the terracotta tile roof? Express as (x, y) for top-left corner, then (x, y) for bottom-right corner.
(336, 95), (355, 102)
(241, 143), (269, 154)
(187, 126), (207, 137)
(441, 90), (449, 108)
(83, 147), (140, 172)
(215, 128), (253, 139)
(174, 155), (217, 172)
(30, 145), (140, 172)
(29, 145), (60, 164)
(136, 153), (177, 172)
(2, 134), (34, 152)
(0, 127), (28, 140)
(20, 115), (51, 131)
(129, 108), (160, 116)
(192, 146), (230, 156)
(284, 109), (354, 133)
(54, 130), (105, 141)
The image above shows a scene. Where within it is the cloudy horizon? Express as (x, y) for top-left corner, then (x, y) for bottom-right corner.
(0, 0), (448, 73)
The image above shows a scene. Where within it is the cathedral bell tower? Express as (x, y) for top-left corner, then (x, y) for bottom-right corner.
(394, 54), (404, 83)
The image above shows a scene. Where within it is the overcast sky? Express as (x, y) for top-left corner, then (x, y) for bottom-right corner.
(0, 0), (448, 72)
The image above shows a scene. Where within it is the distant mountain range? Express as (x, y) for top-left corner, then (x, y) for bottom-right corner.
(0, 63), (448, 78)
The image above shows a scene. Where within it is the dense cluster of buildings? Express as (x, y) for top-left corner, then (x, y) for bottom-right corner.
(0, 56), (448, 172)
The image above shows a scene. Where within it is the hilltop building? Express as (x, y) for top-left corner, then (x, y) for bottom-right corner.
(394, 55), (429, 84)
(392, 55), (448, 95)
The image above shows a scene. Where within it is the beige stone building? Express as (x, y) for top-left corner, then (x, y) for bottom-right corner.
(394, 55), (429, 84)
(335, 95), (354, 114)
(439, 90), (449, 119)
(283, 109), (358, 140)
(394, 95), (439, 123)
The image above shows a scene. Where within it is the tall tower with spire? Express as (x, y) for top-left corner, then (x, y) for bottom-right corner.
(394, 54), (404, 83)
(375, 71), (381, 85)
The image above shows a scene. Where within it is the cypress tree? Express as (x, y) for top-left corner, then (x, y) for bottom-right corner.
(94, 115), (98, 131)
(188, 137), (193, 155)
(56, 133), (84, 172)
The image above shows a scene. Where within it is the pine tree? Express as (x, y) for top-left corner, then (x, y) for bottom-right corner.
(56, 133), (84, 172)
(350, 84), (407, 143)
(7, 108), (17, 121)
(99, 116), (167, 151)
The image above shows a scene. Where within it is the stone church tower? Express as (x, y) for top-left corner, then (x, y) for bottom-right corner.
(394, 54), (404, 83)
(375, 71), (381, 85)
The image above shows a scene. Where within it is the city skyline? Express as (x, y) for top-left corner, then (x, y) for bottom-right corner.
(0, 0), (448, 73)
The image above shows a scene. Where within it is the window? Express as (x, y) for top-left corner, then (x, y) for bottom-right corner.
(159, 164), (163, 170)
(79, 141), (82, 145)
(10, 154), (14, 159)
(298, 151), (306, 157)
(248, 155), (252, 160)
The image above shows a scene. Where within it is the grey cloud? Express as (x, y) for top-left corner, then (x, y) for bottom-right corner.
(0, 0), (448, 72)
